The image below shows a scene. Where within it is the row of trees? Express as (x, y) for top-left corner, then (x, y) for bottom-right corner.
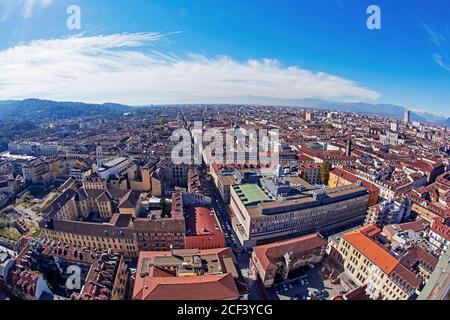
(0, 120), (37, 152)
(0, 212), (13, 229)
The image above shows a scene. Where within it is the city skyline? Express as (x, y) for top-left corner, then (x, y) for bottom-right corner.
(0, 0), (449, 115)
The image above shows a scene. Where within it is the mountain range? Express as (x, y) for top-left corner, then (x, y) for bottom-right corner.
(0, 99), (133, 122)
(0, 98), (448, 126)
(212, 96), (448, 125)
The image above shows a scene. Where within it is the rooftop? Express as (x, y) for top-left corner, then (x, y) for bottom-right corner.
(185, 207), (221, 236)
(133, 248), (241, 300)
(233, 184), (271, 205)
(253, 233), (327, 271)
(342, 226), (399, 274)
(99, 157), (128, 171)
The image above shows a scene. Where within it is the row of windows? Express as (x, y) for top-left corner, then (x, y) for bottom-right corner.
(356, 273), (366, 283)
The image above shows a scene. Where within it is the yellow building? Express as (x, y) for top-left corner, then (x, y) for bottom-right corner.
(337, 225), (421, 300)
(329, 168), (380, 206)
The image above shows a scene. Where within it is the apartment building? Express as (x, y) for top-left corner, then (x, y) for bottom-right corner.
(133, 248), (246, 300)
(365, 199), (412, 227)
(230, 183), (370, 248)
(39, 189), (186, 257)
(4, 239), (128, 300)
(251, 233), (327, 287)
(428, 218), (450, 255)
(337, 225), (421, 300)
(329, 167), (380, 206)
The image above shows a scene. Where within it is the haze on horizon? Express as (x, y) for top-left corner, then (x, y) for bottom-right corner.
(0, 0), (449, 116)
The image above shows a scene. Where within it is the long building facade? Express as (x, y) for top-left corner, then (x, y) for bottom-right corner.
(230, 183), (370, 248)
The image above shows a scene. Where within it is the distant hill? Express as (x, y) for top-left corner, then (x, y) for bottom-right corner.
(191, 96), (447, 125)
(0, 98), (447, 125)
(252, 97), (446, 125)
(0, 99), (133, 122)
(306, 100), (447, 125)
(446, 118), (450, 127)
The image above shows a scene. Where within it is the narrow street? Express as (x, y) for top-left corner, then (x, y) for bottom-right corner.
(207, 178), (267, 300)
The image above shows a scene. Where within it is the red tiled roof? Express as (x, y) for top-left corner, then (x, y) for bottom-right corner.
(135, 273), (239, 300)
(185, 207), (221, 236)
(331, 167), (379, 193)
(133, 248), (240, 300)
(253, 233), (327, 270)
(431, 219), (450, 241)
(342, 226), (399, 274)
(391, 264), (421, 289)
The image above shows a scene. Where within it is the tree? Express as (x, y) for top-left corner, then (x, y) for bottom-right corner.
(159, 198), (172, 216)
(320, 160), (332, 185)
(158, 119), (168, 126)
(301, 171), (310, 183)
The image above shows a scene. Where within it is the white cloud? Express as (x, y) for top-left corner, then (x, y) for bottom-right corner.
(422, 22), (450, 73)
(0, 0), (17, 21)
(23, 0), (53, 18)
(422, 22), (447, 49)
(0, 33), (380, 105)
(0, 0), (53, 20)
(434, 54), (450, 72)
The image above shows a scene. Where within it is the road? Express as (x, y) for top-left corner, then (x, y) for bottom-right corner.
(207, 179), (246, 255)
(269, 264), (345, 301)
(207, 178), (267, 300)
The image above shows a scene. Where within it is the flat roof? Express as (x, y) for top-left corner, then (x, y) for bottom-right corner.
(102, 157), (128, 169)
(233, 184), (271, 205)
(245, 184), (368, 217)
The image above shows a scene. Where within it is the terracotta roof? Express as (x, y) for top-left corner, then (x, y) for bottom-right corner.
(253, 233), (327, 270)
(331, 167), (380, 193)
(396, 219), (430, 233)
(431, 220), (450, 241)
(342, 226), (399, 274)
(135, 273), (239, 300)
(185, 206), (221, 236)
(400, 246), (438, 273)
(133, 248), (241, 300)
(391, 263), (422, 289)
(118, 190), (141, 209)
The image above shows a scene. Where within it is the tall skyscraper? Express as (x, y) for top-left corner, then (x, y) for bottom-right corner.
(404, 109), (411, 123)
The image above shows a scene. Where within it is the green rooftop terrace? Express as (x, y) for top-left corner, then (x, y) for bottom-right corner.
(233, 184), (271, 205)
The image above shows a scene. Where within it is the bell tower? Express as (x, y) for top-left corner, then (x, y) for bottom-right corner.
(96, 142), (104, 168)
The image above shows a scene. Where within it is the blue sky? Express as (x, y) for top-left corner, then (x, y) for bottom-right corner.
(0, 0), (449, 115)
